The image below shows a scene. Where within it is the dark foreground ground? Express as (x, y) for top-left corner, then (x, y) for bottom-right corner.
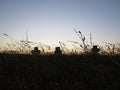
(0, 54), (120, 90)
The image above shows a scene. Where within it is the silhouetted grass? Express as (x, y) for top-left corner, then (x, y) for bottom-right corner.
(0, 53), (120, 89)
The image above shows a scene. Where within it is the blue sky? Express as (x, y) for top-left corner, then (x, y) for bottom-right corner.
(0, 0), (120, 48)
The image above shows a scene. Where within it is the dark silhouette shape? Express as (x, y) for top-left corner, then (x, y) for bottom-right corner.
(54, 47), (62, 55)
(91, 45), (100, 54)
(31, 47), (40, 55)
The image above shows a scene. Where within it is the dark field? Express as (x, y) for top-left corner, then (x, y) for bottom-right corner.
(0, 54), (120, 90)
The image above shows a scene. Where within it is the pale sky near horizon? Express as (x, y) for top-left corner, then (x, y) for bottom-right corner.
(0, 0), (120, 48)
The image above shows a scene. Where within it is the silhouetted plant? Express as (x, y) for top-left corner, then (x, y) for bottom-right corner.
(74, 29), (92, 54)
(99, 42), (120, 55)
(1, 31), (120, 55)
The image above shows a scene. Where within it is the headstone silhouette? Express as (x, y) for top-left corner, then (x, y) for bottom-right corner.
(91, 45), (100, 54)
(54, 47), (62, 55)
(31, 47), (40, 55)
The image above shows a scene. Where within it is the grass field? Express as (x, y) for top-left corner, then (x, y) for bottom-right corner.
(0, 53), (120, 89)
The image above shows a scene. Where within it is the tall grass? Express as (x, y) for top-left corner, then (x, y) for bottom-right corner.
(1, 31), (120, 55)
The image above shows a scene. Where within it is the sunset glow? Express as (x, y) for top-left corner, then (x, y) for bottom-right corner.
(0, 0), (120, 53)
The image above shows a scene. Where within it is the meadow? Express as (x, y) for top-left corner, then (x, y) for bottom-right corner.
(1, 31), (120, 89)
(0, 53), (120, 89)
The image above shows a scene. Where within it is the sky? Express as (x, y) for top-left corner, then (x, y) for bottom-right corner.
(0, 0), (120, 48)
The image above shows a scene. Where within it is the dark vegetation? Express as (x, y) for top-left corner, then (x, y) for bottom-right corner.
(0, 53), (120, 89)
(1, 31), (120, 89)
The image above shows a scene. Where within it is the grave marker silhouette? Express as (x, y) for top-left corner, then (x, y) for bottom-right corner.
(31, 47), (40, 55)
(54, 47), (62, 55)
(91, 45), (100, 55)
